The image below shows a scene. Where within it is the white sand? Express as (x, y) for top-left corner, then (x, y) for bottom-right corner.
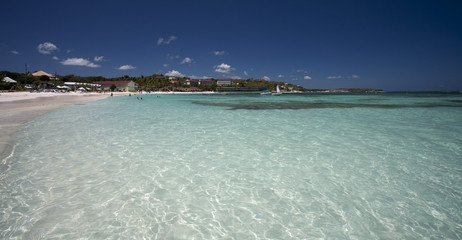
(0, 91), (114, 102)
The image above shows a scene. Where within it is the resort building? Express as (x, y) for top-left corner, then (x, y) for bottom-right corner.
(199, 79), (213, 85)
(93, 81), (137, 92)
(185, 79), (198, 86)
(32, 70), (59, 80)
(64, 82), (101, 91)
(217, 79), (233, 86)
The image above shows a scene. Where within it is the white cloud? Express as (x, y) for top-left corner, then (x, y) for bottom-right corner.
(157, 36), (177, 45)
(165, 70), (185, 77)
(278, 74), (284, 78)
(304, 76), (312, 80)
(230, 76), (241, 79)
(213, 51), (225, 56)
(181, 57), (193, 64)
(263, 76), (271, 81)
(296, 69), (308, 73)
(244, 70), (248, 76)
(214, 63), (232, 73)
(190, 75), (211, 79)
(328, 75), (359, 79)
(10, 50), (19, 55)
(38, 42), (58, 54)
(52, 56), (59, 60)
(163, 64), (169, 67)
(94, 56), (105, 62)
(167, 54), (180, 60)
(116, 65), (136, 70)
(60, 58), (100, 68)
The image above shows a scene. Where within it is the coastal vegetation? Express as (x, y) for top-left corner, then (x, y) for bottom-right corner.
(0, 70), (383, 92)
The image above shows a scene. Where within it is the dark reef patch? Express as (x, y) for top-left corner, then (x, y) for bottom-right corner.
(191, 100), (462, 110)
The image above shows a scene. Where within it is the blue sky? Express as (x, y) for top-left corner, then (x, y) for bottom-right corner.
(1, 0), (461, 90)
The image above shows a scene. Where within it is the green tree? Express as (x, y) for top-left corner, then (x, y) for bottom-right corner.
(16, 75), (36, 84)
(110, 84), (117, 91)
(0, 82), (10, 90)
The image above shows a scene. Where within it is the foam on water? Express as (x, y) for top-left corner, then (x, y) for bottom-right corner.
(1, 93), (461, 239)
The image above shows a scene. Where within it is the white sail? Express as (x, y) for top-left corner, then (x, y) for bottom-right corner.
(272, 85), (282, 95)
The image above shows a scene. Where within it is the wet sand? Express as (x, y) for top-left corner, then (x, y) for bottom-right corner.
(0, 93), (109, 158)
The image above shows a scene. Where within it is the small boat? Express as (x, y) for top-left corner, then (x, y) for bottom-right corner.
(260, 90), (271, 95)
(271, 85), (282, 96)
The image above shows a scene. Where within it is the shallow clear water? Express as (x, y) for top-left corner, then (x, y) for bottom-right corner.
(1, 93), (461, 239)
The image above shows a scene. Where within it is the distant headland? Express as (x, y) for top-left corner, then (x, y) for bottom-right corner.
(1, 70), (383, 93)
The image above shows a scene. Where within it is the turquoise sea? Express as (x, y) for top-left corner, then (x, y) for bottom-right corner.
(1, 93), (461, 239)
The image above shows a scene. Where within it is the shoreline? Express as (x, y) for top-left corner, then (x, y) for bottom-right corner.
(0, 92), (112, 159)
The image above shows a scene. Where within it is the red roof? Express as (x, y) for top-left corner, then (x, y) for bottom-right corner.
(93, 81), (132, 84)
(218, 78), (232, 81)
(155, 76), (166, 79)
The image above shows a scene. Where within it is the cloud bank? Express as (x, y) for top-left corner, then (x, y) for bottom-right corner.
(116, 65), (136, 70)
(165, 70), (185, 77)
(60, 58), (100, 68)
(190, 75), (211, 79)
(327, 75), (359, 79)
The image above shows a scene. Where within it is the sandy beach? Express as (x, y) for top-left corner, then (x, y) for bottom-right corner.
(0, 92), (112, 158)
